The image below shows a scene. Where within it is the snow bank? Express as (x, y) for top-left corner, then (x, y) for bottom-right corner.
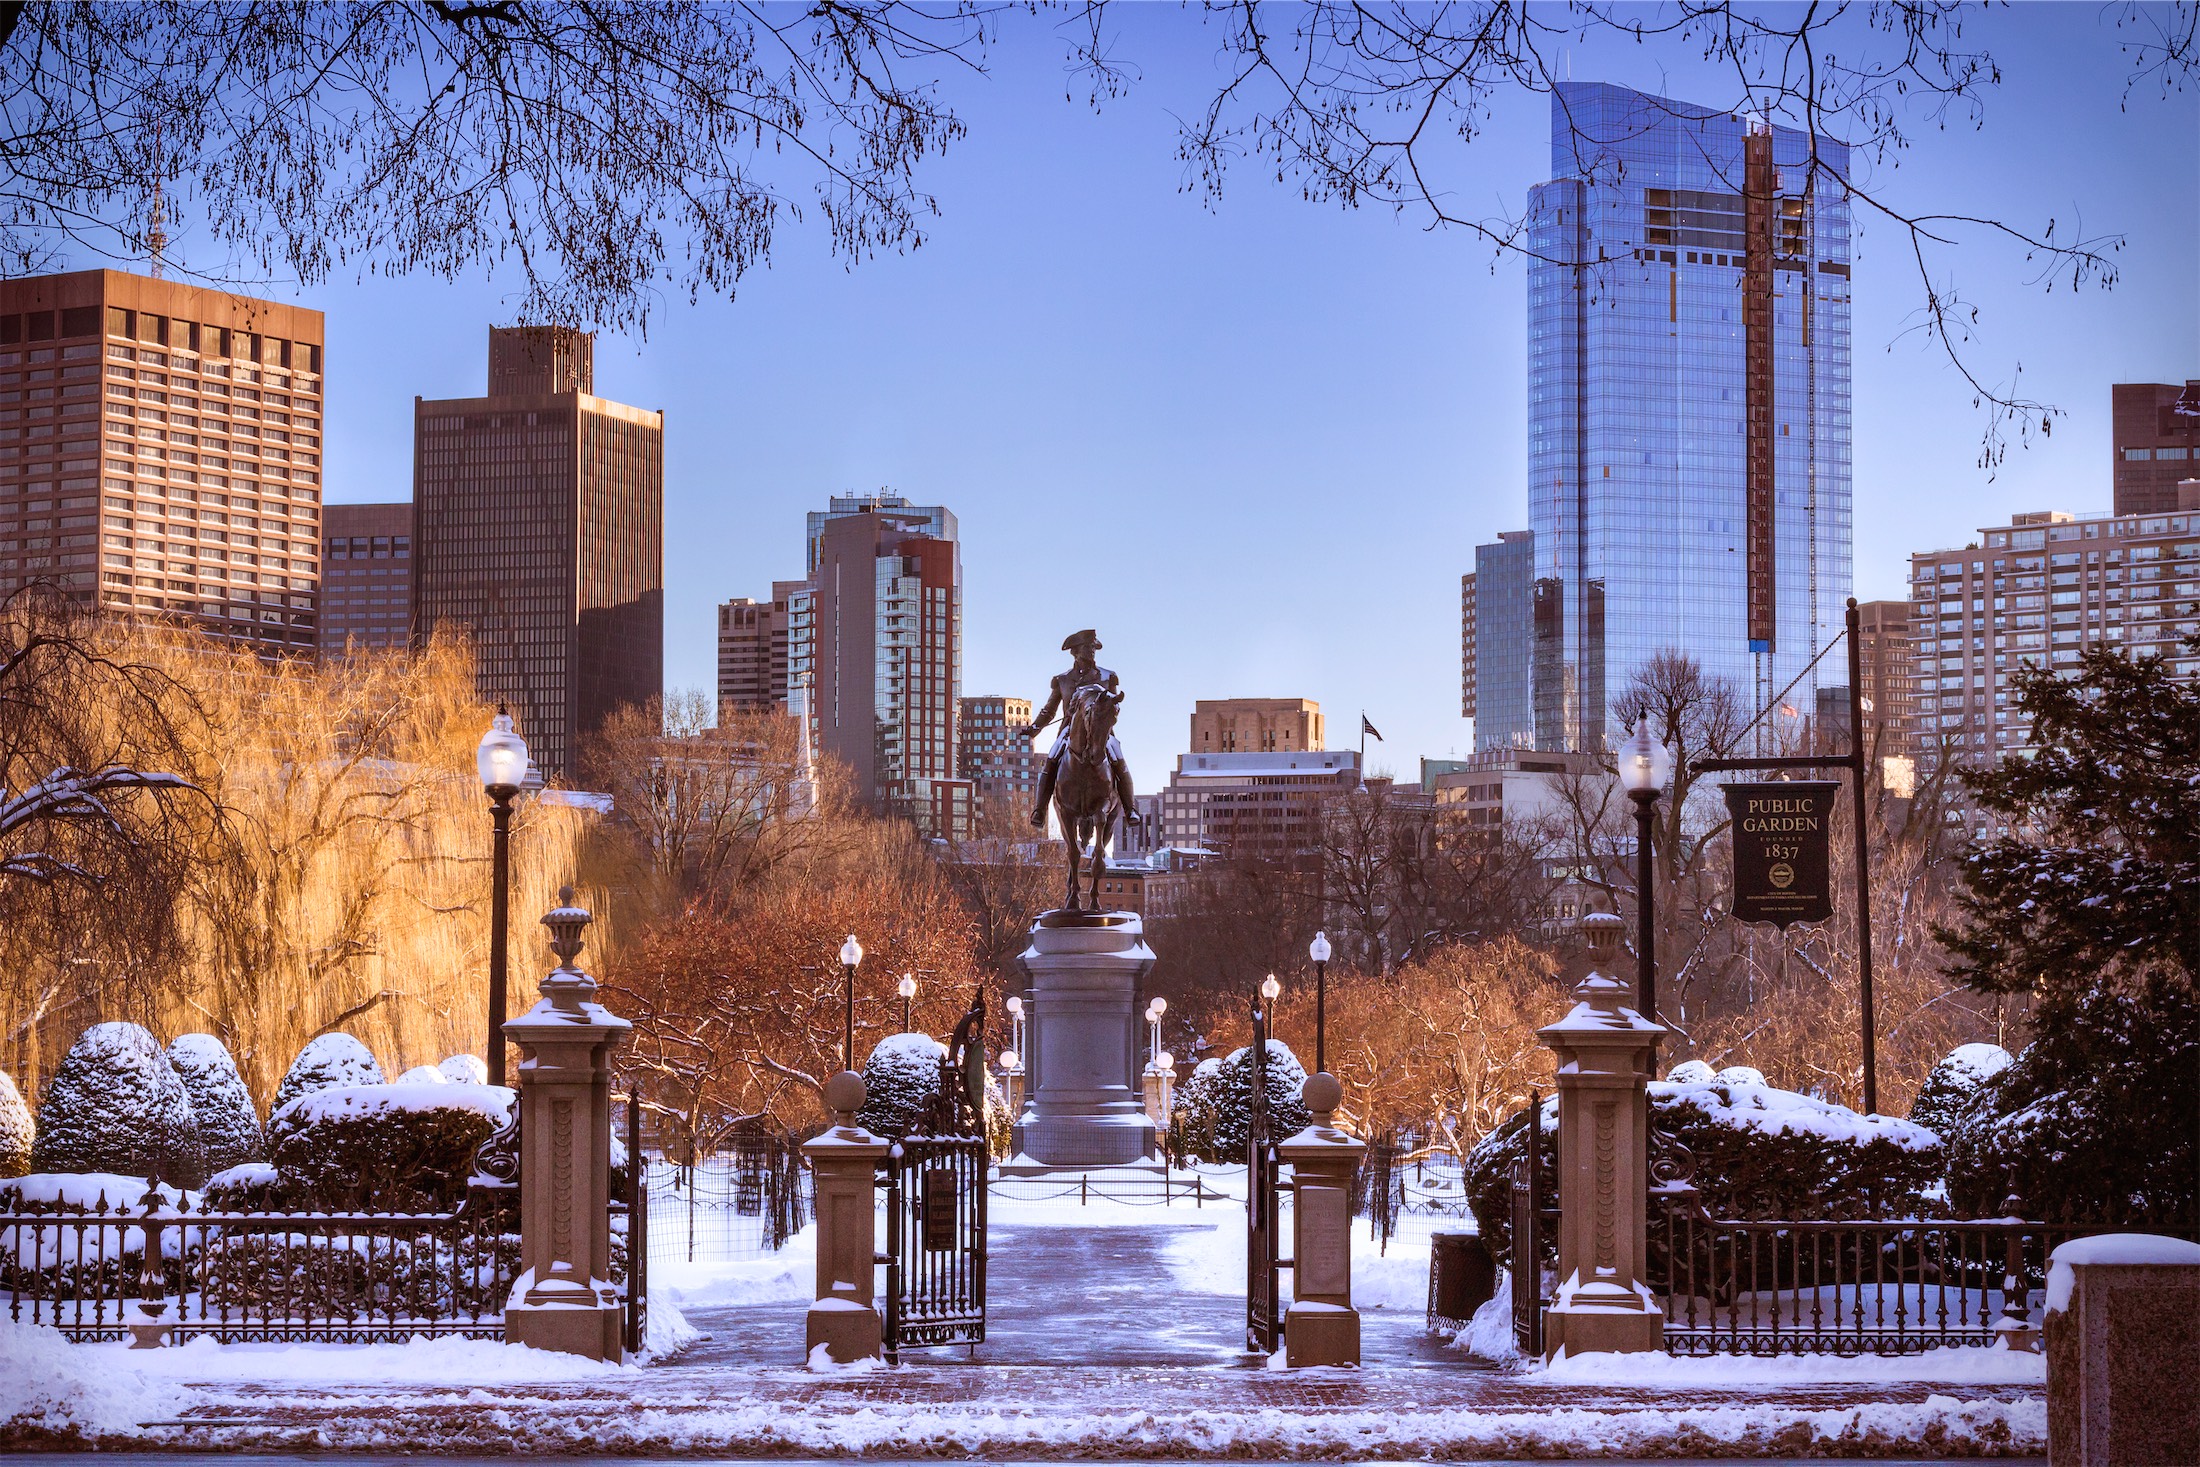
(1543, 1344), (2045, 1386)
(0, 1171), (189, 1211)
(0, 1321), (186, 1444)
(655, 1222), (818, 1308)
(87, 1331), (635, 1386)
(2046, 1232), (2200, 1313)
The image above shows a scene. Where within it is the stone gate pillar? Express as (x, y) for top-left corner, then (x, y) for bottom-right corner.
(503, 887), (631, 1361)
(1276, 1072), (1365, 1367)
(803, 1071), (887, 1363)
(1536, 911), (1665, 1357)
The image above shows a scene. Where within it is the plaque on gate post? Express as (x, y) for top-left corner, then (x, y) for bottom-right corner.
(1722, 781), (1839, 928)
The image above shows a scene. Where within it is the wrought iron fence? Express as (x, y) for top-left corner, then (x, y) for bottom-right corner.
(0, 1186), (521, 1343)
(644, 1129), (812, 1266)
(1651, 1195), (2101, 1356)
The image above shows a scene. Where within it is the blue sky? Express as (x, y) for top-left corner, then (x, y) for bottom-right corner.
(272, 6), (2195, 790)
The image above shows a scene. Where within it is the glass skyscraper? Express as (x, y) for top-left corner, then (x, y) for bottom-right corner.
(1524, 82), (1853, 751)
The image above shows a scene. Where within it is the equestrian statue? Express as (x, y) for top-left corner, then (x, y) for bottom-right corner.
(1023, 629), (1139, 912)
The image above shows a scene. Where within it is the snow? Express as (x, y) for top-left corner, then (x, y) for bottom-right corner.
(438, 1054), (488, 1084)
(870, 1032), (946, 1063)
(1665, 1059), (1716, 1083)
(1943, 1041), (2016, 1082)
(2046, 1232), (2200, 1312)
(0, 1320), (186, 1443)
(1714, 1064), (1767, 1086)
(204, 1161), (279, 1193)
(654, 1222), (818, 1308)
(268, 1080), (514, 1129)
(82, 1330), (638, 1385)
(1542, 1344), (2046, 1386)
(394, 1065), (447, 1085)
(0, 1171), (189, 1211)
(1651, 1077), (1938, 1148)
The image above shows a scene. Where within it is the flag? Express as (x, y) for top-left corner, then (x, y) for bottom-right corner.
(1361, 714), (1384, 742)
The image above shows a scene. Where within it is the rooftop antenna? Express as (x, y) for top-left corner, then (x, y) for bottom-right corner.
(146, 119), (168, 278)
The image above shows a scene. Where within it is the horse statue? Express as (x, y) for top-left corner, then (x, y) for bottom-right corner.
(1049, 682), (1130, 912)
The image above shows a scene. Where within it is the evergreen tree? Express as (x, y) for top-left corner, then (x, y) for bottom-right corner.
(1906, 1042), (2013, 1139)
(1939, 641), (2200, 1226)
(271, 1032), (385, 1117)
(0, 1069), (33, 1178)
(31, 1021), (204, 1185)
(858, 1033), (945, 1138)
(165, 1034), (262, 1174)
(1211, 1040), (1310, 1157)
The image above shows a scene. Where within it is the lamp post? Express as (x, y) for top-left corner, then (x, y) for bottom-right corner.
(839, 934), (864, 1071)
(1616, 716), (1675, 1026)
(1145, 995), (1167, 1069)
(1307, 931), (1332, 1074)
(476, 706), (529, 1088)
(898, 972), (917, 1034)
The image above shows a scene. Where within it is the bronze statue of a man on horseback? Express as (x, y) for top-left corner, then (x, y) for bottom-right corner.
(1023, 629), (1139, 912)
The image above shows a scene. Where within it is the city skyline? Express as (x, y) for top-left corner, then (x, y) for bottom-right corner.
(82, 8), (2195, 791)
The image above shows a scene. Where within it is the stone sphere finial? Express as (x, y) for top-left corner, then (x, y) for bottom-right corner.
(1302, 1070), (1343, 1121)
(823, 1069), (867, 1125)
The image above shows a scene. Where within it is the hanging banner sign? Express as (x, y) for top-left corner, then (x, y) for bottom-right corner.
(1722, 780), (1840, 928)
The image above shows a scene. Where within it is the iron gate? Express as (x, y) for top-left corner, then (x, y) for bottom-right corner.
(879, 994), (989, 1363)
(1246, 995), (1284, 1354)
(1509, 1089), (1550, 1355)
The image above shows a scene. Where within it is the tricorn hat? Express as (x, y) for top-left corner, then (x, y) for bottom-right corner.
(1061, 628), (1101, 652)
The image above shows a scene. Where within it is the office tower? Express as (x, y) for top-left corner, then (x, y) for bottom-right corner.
(716, 579), (801, 714)
(1467, 530), (1535, 751)
(1528, 82), (1852, 752)
(1187, 698), (1323, 755)
(790, 493), (961, 815)
(2112, 381), (2200, 515)
(959, 694), (1045, 833)
(0, 269), (324, 653)
(412, 326), (663, 775)
(1157, 749), (1361, 858)
(318, 502), (412, 658)
(1910, 507), (2200, 831)
(1852, 599), (1916, 758)
(1460, 572), (1477, 719)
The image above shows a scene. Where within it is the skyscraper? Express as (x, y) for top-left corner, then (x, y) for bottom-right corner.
(2111, 381), (2200, 515)
(0, 269), (325, 654)
(318, 501), (411, 658)
(789, 493), (961, 815)
(1526, 83), (1853, 751)
(1466, 530), (1535, 751)
(412, 326), (663, 774)
(715, 579), (801, 714)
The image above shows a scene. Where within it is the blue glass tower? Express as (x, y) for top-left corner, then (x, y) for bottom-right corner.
(1527, 82), (1852, 751)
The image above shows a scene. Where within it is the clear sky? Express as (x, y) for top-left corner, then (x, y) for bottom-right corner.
(274, 5), (2194, 790)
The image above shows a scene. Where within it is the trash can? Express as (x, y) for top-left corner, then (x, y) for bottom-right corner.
(1428, 1230), (1496, 1328)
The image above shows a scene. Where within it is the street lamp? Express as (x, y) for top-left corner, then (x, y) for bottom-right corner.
(1616, 715), (1675, 1025)
(476, 705), (528, 1087)
(1144, 996), (1167, 1071)
(899, 972), (918, 1033)
(839, 934), (864, 1071)
(1308, 931), (1332, 1074)
(1261, 973), (1282, 1004)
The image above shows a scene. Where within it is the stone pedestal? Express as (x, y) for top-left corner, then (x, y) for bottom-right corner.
(1277, 1073), (1364, 1367)
(803, 1071), (888, 1363)
(1010, 912), (1157, 1167)
(503, 890), (631, 1362)
(1536, 912), (1665, 1358)
(2045, 1234), (2200, 1466)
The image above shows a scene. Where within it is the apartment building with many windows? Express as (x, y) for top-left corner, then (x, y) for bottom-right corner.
(0, 269), (324, 654)
(318, 501), (410, 657)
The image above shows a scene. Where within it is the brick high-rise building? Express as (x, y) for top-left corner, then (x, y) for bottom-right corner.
(0, 269), (325, 653)
(2112, 381), (2200, 515)
(1187, 698), (1323, 756)
(1853, 598), (1916, 758)
(959, 693), (1044, 833)
(790, 493), (961, 816)
(318, 501), (411, 658)
(716, 579), (801, 714)
(412, 326), (663, 775)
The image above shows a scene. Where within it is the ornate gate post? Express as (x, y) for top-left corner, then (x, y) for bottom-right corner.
(803, 1070), (888, 1363)
(1276, 1072), (1366, 1366)
(503, 888), (632, 1361)
(1535, 911), (1665, 1357)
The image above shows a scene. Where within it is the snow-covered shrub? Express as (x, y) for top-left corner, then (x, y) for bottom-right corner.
(1167, 1058), (1224, 1161)
(395, 1065), (446, 1085)
(0, 1070), (32, 1178)
(438, 1054), (488, 1084)
(858, 1033), (945, 1138)
(201, 1162), (292, 1212)
(1943, 971), (2199, 1227)
(164, 1034), (261, 1174)
(270, 1033), (384, 1115)
(1466, 1079), (1943, 1268)
(266, 1082), (512, 1212)
(1665, 1060), (1716, 1084)
(1907, 1043), (2014, 1140)
(1210, 1040), (1310, 1158)
(1714, 1065), (1767, 1087)
(30, 1022), (203, 1186)
(981, 1067), (1013, 1160)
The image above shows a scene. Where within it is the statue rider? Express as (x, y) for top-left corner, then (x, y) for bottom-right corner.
(1024, 629), (1139, 830)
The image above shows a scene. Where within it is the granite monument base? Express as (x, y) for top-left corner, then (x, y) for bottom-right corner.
(1011, 910), (1158, 1169)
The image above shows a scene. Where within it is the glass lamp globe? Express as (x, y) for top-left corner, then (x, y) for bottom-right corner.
(476, 707), (529, 793)
(1260, 973), (1282, 1001)
(1309, 931), (1332, 964)
(1618, 716), (1675, 794)
(1155, 1050), (1174, 1070)
(898, 973), (917, 999)
(999, 1048), (1020, 1071)
(1006, 995), (1023, 1018)
(839, 934), (863, 968)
